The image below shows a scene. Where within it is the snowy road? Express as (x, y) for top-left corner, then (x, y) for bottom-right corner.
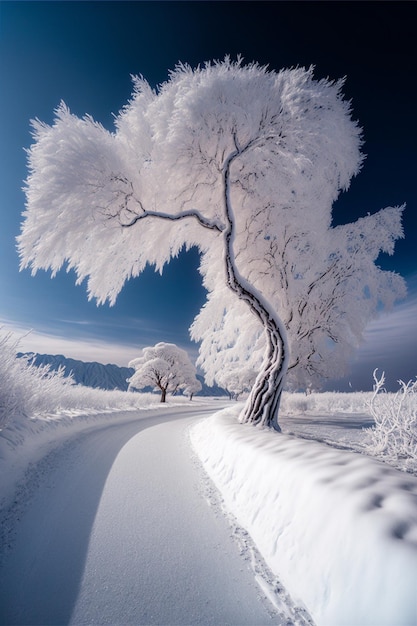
(0, 404), (282, 625)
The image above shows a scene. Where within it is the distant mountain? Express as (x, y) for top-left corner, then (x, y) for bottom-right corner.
(18, 352), (134, 391)
(17, 352), (227, 397)
(196, 374), (227, 397)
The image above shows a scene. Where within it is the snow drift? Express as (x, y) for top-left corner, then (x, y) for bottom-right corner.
(191, 406), (417, 626)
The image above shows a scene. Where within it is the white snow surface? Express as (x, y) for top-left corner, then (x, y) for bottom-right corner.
(190, 405), (417, 626)
(0, 401), (311, 625)
(1, 397), (417, 625)
(0, 396), (188, 507)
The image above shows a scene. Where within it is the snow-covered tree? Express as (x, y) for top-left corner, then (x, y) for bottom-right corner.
(183, 377), (203, 401)
(216, 365), (257, 401)
(192, 206), (406, 392)
(127, 342), (199, 402)
(18, 58), (405, 430)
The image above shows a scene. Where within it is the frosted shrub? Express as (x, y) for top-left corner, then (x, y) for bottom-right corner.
(365, 369), (417, 472)
(0, 329), (162, 431)
(280, 393), (309, 415)
(0, 330), (76, 429)
(310, 391), (371, 414)
(0, 331), (25, 428)
(281, 391), (371, 416)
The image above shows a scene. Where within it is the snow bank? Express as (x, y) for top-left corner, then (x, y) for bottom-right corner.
(191, 406), (417, 626)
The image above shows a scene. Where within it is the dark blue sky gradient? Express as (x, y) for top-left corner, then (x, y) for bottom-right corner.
(0, 1), (415, 389)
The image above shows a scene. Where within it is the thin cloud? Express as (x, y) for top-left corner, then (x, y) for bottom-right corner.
(327, 279), (417, 391)
(0, 317), (199, 368)
(358, 295), (417, 363)
(0, 318), (141, 366)
(58, 319), (95, 327)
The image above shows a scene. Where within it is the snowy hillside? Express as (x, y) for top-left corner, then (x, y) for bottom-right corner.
(18, 352), (134, 391)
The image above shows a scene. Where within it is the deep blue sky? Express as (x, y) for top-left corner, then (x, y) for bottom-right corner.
(0, 1), (416, 390)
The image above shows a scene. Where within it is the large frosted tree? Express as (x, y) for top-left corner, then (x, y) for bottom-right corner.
(18, 59), (405, 430)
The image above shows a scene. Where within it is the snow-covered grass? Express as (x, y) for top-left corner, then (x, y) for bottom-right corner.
(190, 406), (417, 626)
(281, 390), (373, 416)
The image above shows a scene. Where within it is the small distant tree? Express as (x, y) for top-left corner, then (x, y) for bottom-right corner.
(18, 58), (405, 431)
(183, 377), (203, 401)
(216, 366), (257, 401)
(127, 342), (199, 402)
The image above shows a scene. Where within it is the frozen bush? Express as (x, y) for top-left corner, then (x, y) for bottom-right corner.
(280, 393), (309, 414)
(365, 369), (417, 472)
(0, 329), (167, 431)
(280, 390), (371, 416)
(0, 330), (75, 429)
(0, 331), (25, 428)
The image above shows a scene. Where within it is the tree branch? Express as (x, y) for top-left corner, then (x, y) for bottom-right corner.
(120, 208), (224, 232)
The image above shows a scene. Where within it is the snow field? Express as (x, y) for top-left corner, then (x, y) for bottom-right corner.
(190, 406), (417, 626)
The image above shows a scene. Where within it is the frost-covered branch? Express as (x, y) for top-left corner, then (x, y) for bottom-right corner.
(120, 207), (224, 232)
(365, 369), (417, 472)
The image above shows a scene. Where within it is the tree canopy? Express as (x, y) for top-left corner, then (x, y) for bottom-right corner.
(192, 206), (405, 392)
(18, 58), (405, 429)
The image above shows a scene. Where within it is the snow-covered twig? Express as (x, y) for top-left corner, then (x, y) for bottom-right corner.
(365, 368), (417, 472)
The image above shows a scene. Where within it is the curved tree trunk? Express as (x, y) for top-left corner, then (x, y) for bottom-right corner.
(223, 155), (289, 430)
(239, 312), (288, 430)
(224, 256), (289, 429)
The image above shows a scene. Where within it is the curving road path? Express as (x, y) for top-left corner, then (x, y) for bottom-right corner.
(0, 404), (282, 625)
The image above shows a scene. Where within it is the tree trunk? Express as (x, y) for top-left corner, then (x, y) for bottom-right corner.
(223, 154), (289, 430)
(160, 388), (167, 403)
(239, 315), (288, 430)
